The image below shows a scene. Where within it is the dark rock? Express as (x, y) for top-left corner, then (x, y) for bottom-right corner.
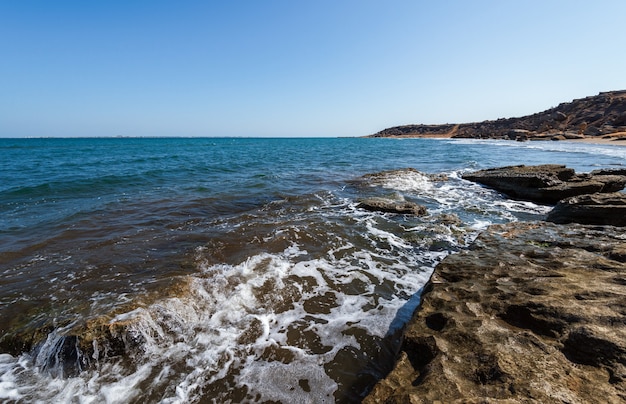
(592, 168), (626, 176)
(563, 132), (586, 139)
(506, 129), (531, 141)
(463, 164), (626, 204)
(529, 134), (554, 141)
(554, 111), (568, 122)
(365, 222), (626, 403)
(357, 197), (427, 215)
(433, 213), (462, 226)
(368, 124), (459, 138)
(547, 192), (626, 226)
(584, 125), (602, 136)
(34, 335), (85, 378)
(614, 113), (626, 126)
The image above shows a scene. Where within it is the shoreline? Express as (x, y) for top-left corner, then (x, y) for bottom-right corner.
(365, 221), (626, 403)
(365, 164), (626, 402)
(566, 136), (626, 146)
(375, 133), (626, 146)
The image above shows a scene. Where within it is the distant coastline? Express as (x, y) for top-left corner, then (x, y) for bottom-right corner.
(372, 132), (626, 146)
(367, 90), (626, 146)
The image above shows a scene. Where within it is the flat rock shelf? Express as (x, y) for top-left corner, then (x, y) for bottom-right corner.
(365, 221), (626, 403)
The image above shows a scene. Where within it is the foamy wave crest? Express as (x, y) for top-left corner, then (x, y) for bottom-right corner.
(359, 168), (551, 226)
(2, 177), (532, 403)
(0, 198), (459, 403)
(445, 138), (626, 169)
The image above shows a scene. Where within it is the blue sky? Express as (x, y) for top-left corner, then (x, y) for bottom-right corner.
(1, 1), (625, 137)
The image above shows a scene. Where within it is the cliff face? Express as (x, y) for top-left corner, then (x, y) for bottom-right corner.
(364, 222), (626, 403)
(370, 90), (626, 141)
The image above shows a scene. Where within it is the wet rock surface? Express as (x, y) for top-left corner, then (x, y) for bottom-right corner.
(365, 221), (626, 403)
(357, 167), (449, 186)
(357, 197), (427, 216)
(547, 192), (626, 226)
(462, 164), (626, 204)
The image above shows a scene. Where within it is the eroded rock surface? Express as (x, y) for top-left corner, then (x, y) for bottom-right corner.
(462, 164), (626, 204)
(547, 192), (626, 226)
(357, 197), (427, 215)
(357, 167), (448, 186)
(365, 222), (626, 403)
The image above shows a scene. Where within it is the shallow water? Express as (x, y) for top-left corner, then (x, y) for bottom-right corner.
(1, 137), (624, 403)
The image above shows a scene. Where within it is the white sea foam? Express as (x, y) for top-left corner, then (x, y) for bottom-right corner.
(3, 134), (624, 404)
(367, 167), (550, 224)
(446, 138), (626, 164)
(0, 213), (446, 403)
(0, 354), (22, 401)
(373, 170), (435, 193)
(0, 165), (554, 403)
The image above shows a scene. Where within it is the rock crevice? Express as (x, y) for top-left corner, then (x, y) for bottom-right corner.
(462, 164), (626, 204)
(365, 222), (626, 403)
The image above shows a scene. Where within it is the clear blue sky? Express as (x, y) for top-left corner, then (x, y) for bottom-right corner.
(2, 1), (625, 137)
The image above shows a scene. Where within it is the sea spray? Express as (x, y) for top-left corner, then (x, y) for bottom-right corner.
(2, 137), (617, 402)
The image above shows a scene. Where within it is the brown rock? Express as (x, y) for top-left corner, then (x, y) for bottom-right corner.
(462, 164), (626, 204)
(529, 133), (554, 141)
(506, 129), (531, 141)
(357, 197), (427, 215)
(584, 125), (602, 136)
(547, 192), (626, 226)
(359, 168), (448, 185)
(365, 222), (626, 403)
(592, 168), (626, 176)
(563, 132), (586, 139)
(554, 111), (568, 122)
(368, 90), (626, 141)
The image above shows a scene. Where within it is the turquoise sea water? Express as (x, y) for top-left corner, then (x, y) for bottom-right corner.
(1, 137), (625, 403)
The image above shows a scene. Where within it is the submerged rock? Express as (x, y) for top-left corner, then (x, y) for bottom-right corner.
(547, 192), (626, 226)
(357, 197), (427, 215)
(357, 167), (448, 187)
(0, 276), (197, 378)
(365, 222), (626, 403)
(463, 164), (626, 204)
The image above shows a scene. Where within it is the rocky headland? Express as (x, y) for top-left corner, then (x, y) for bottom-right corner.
(365, 165), (626, 403)
(368, 90), (626, 143)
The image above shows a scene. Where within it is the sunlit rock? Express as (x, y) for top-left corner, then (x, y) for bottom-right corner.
(463, 164), (626, 204)
(547, 192), (626, 226)
(365, 222), (626, 403)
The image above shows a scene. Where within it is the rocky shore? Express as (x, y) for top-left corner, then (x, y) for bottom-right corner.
(462, 165), (626, 204)
(368, 90), (626, 143)
(3, 161), (625, 402)
(365, 222), (626, 403)
(364, 165), (626, 403)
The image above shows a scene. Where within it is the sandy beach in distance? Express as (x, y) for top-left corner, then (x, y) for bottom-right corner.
(382, 133), (626, 146)
(568, 136), (626, 146)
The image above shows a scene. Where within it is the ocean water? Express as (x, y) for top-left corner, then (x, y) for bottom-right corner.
(0, 137), (624, 403)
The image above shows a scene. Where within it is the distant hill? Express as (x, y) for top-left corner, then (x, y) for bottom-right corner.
(369, 90), (626, 141)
